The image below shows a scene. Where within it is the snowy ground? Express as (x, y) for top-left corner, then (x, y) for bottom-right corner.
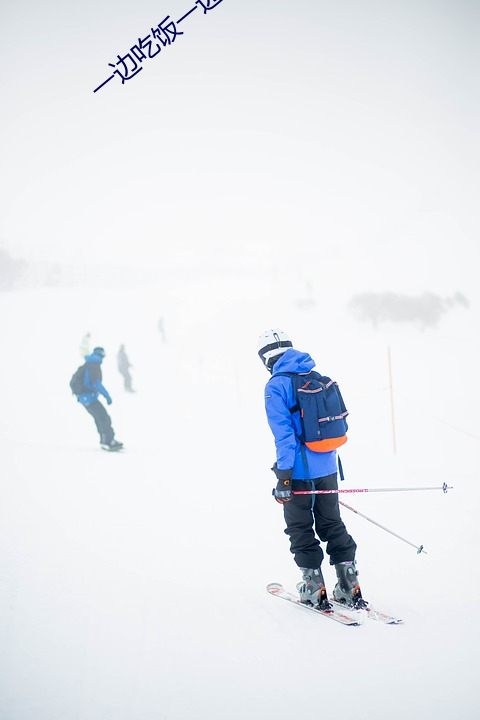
(1, 277), (479, 720)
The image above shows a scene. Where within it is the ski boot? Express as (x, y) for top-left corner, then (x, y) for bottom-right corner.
(333, 561), (368, 609)
(297, 568), (332, 611)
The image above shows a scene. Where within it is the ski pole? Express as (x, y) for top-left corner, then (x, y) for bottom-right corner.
(338, 499), (427, 554)
(292, 482), (452, 496)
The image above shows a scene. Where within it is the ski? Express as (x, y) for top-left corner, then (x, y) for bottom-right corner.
(328, 598), (403, 625)
(267, 583), (361, 626)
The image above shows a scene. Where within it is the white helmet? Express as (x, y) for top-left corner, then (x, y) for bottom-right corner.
(257, 328), (293, 370)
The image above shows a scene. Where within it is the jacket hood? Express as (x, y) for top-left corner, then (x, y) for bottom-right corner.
(85, 352), (103, 364)
(271, 348), (315, 375)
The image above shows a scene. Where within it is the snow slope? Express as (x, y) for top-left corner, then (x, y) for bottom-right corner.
(0, 276), (479, 720)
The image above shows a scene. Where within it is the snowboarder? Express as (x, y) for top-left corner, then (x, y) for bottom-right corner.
(117, 344), (134, 392)
(258, 328), (366, 610)
(75, 346), (123, 451)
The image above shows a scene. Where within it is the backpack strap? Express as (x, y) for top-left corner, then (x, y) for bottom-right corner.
(299, 443), (310, 479)
(273, 371), (309, 415)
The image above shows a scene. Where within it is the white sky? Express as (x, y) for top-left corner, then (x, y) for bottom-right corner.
(1, 0), (479, 296)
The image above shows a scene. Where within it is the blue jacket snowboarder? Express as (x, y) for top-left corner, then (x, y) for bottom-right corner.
(75, 347), (123, 451)
(258, 328), (366, 610)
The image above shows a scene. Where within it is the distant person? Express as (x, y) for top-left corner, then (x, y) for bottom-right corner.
(70, 346), (123, 452)
(158, 317), (166, 343)
(257, 328), (366, 610)
(80, 332), (91, 358)
(117, 344), (134, 392)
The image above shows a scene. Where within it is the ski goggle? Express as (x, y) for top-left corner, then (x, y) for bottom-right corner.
(258, 340), (292, 367)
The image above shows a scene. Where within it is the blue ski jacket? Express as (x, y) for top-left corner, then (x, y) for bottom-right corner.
(77, 351), (112, 407)
(264, 348), (337, 480)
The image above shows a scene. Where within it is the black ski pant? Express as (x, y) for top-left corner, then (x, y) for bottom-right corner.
(83, 400), (114, 444)
(283, 473), (356, 570)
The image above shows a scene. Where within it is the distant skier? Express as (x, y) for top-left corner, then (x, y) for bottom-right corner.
(71, 346), (123, 451)
(257, 328), (366, 610)
(158, 316), (166, 343)
(117, 344), (134, 392)
(80, 332), (91, 358)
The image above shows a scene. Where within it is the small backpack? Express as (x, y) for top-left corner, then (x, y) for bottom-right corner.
(276, 371), (348, 452)
(70, 364), (87, 395)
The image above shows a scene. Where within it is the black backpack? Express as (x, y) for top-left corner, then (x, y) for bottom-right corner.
(70, 364), (87, 395)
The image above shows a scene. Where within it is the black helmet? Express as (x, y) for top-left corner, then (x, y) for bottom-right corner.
(93, 347), (106, 358)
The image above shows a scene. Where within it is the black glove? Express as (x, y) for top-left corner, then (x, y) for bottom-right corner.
(271, 463), (293, 481)
(273, 478), (293, 504)
(271, 464), (293, 504)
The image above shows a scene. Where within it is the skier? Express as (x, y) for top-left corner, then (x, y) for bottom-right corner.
(76, 346), (123, 451)
(117, 344), (134, 392)
(258, 329), (366, 610)
(80, 332), (91, 358)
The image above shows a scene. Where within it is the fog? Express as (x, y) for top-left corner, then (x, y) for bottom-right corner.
(1, 0), (478, 297)
(1, 2), (479, 719)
